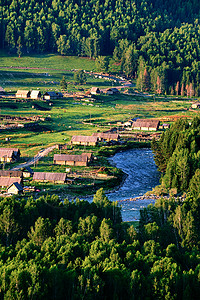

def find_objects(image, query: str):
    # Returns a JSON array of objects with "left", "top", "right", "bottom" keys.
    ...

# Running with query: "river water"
[{"left": 107, "top": 148, "right": 160, "bottom": 222}]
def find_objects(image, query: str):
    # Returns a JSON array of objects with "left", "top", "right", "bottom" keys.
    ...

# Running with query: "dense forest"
[
  {"left": 152, "top": 117, "right": 200, "bottom": 195},
  {"left": 0, "top": 187, "right": 200, "bottom": 299},
  {"left": 1, "top": 0, "right": 200, "bottom": 93}
]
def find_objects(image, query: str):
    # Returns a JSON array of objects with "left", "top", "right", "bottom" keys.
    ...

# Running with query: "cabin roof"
[
  {"left": 54, "top": 154, "right": 89, "bottom": 162},
  {"left": 33, "top": 172, "right": 67, "bottom": 181},
  {"left": 0, "top": 177, "right": 22, "bottom": 187},
  {"left": 71, "top": 135, "right": 98, "bottom": 143},
  {"left": 0, "top": 170, "right": 23, "bottom": 177}
]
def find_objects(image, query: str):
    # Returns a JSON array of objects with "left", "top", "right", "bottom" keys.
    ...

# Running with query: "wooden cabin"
[
  {"left": 54, "top": 153, "right": 92, "bottom": 167},
  {"left": 71, "top": 135, "right": 98, "bottom": 146},
  {"left": 90, "top": 87, "right": 101, "bottom": 95},
  {"left": 132, "top": 119, "right": 160, "bottom": 131},
  {"left": 106, "top": 88, "right": 120, "bottom": 95},
  {"left": 30, "top": 90, "right": 42, "bottom": 99},
  {"left": 0, "top": 177, "right": 22, "bottom": 187},
  {"left": 0, "top": 170, "right": 23, "bottom": 178},
  {"left": 33, "top": 172, "right": 67, "bottom": 184},
  {"left": 43, "top": 92, "right": 58, "bottom": 100},
  {"left": 7, "top": 182, "right": 23, "bottom": 194},
  {"left": 92, "top": 132, "right": 119, "bottom": 142},
  {"left": 0, "top": 148, "right": 20, "bottom": 162},
  {"left": 16, "top": 90, "right": 31, "bottom": 98}
]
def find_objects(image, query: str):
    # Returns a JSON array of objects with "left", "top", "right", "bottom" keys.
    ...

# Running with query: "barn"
[
  {"left": 132, "top": 119, "right": 160, "bottom": 131},
  {"left": 71, "top": 135, "right": 98, "bottom": 146},
  {"left": 33, "top": 172, "right": 67, "bottom": 184},
  {"left": 92, "top": 132, "right": 119, "bottom": 142},
  {"left": 54, "top": 153, "right": 92, "bottom": 166}
]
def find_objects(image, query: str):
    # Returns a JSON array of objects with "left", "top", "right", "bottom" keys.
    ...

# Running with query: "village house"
[
  {"left": 90, "top": 87, "right": 101, "bottom": 95},
  {"left": 132, "top": 119, "right": 160, "bottom": 131},
  {"left": 0, "top": 87, "right": 5, "bottom": 95},
  {"left": 7, "top": 182, "right": 23, "bottom": 195},
  {"left": 54, "top": 153, "right": 92, "bottom": 167},
  {"left": 106, "top": 88, "right": 120, "bottom": 95},
  {"left": 71, "top": 135, "right": 98, "bottom": 146},
  {"left": 43, "top": 91, "right": 63, "bottom": 100},
  {"left": 92, "top": 132, "right": 119, "bottom": 142},
  {"left": 0, "top": 170, "right": 23, "bottom": 178},
  {"left": 0, "top": 148, "right": 20, "bottom": 162},
  {"left": 191, "top": 103, "right": 200, "bottom": 109},
  {"left": 0, "top": 177, "right": 22, "bottom": 188},
  {"left": 16, "top": 90, "right": 31, "bottom": 98},
  {"left": 30, "top": 90, "right": 42, "bottom": 100},
  {"left": 33, "top": 172, "right": 67, "bottom": 184}
]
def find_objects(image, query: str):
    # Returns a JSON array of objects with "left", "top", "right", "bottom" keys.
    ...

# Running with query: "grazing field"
[{"left": 0, "top": 53, "right": 199, "bottom": 195}]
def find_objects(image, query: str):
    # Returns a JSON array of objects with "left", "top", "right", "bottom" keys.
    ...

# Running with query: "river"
[{"left": 107, "top": 148, "right": 160, "bottom": 222}]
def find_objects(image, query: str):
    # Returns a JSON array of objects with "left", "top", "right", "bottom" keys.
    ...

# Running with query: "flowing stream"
[{"left": 107, "top": 148, "right": 160, "bottom": 222}]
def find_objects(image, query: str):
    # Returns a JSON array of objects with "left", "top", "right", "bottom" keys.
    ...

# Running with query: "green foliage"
[
  {"left": 74, "top": 69, "right": 86, "bottom": 84},
  {"left": 60, "top": 75, "right": 67, "bottom": 91},
  {"left": 152, "top": 117, "right": 200, "bottom": 193},
  {"left": 0, "top": 190, "right": 199, "bottom": 298}
]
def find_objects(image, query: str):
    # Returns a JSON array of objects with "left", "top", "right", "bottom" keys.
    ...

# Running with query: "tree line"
[
  {"left": 1, "top": 1, "right": 200, "bottom": 94},
  {"left": 0, "top": 186, "right": 200, "bottom": 298},
  {"left": 152, "top": 117, "right": 200, "bottom": 195}
]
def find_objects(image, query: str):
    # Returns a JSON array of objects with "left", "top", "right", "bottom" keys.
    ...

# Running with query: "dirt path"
[{"left": 11, "top": 145, "right": 57, "bottom": 171}]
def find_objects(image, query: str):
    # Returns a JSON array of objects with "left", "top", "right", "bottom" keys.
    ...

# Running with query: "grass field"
[{"left": 0, "top": 52, "right": 200, "bottom": 196}]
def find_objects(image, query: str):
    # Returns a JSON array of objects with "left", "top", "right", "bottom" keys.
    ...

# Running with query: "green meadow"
[{"left": 0, "top": 52, "right": 199, "bottom": 158}]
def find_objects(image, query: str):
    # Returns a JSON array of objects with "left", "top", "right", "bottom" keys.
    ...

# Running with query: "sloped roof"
[
  {"left": 54, "top": 154, "right": 88, "bottom": 162},
  {"left": 0, "top": 170, "right": 23, "bottom": 178},
  {"left": 7, "top": 182, "right": 23, "bottom": 191},
  {"left": 0, "top": 87, "right": 5, "bottom": 93},
  {"left": 132, "top": 119, "right": 160, "bottom": 128},
  {"left": 90, "top": 87, "right": 100, "bottom": 93},
  {"left": 44, "top": 92, "right": 57, "bottom": 97},
  {"left": 92, "top": 132, "right": 119, "bottom": 140},
  {"left": 16, "top": 90, "right": 30, "bottom": 97},
  {"left": 0, "top": 177, "right": 22, "bottom": 187},
  {"left": 0, "top": 148, "right": 20, "bottom": 158},
  {"left": 33, "top": 172, "right": 67, "bottom": 182},
  {"left": 71, "top": 135, "right": 98, "bottom": 143},
  {"left": 30, "top": 90, "right": 41, "bottom": 98}
]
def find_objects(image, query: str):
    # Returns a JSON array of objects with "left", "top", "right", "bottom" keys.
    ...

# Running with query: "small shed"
[
  {"left": 71, "top": 135, "right": 98, "bottom": 146},
  {"left": 90, "top": 87, "right": 101, "bottom": 95},
  {"left": 16, "top": 90, "right": 31, "bottom": 98},
  {"left": 21, "top": 166, "right": 34, "bottom": 178},
  {"left": 43, "top": 92, "right": 58, "bottom": 100},
  {"left": 30, "top": 90, "right": 42, "bottom": 99},
  {"left": 7, "top": 182, "right": 23, "bottom": 194},
  {"left": 33, "top": 172, "right": 67, "bottom": 184}
]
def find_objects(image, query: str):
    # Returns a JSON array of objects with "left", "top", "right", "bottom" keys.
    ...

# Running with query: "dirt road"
[{"left": 11, "top": 145, "right": 57, "bottom": 171}]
